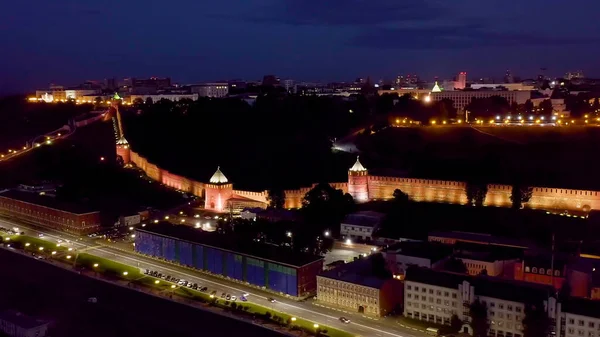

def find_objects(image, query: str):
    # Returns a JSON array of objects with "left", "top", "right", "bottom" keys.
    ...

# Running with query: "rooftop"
[
  {"left": 319, "top": 256, "right": 393, "bottom": 289},
  {"left": 0, "top": 310, "right": 48, "bottom": 330},
  {"left": 209, "top": 166, "right": 229, "bottom": 184},
  {"left": 349, "top": 156, "right": 367, "bottom": 172},
  {"left": 137, "top": 222, "right": 323, "bottom": 268},
  {"left": 429, "top": 231, "right": 532, "bottom": 249},
  {"left": 341, "top": 211, "right": 385, "bottom": 228},
  {"left": 563, "top": 297, "right": 600, "bottom": 319},
  {"left": 382, "top": 241, "right": 452, "bottom": 263},
  {"left": 405, "top": 267, "right": 553, "bottom": 304},
  {"left": 0, "top": 189, "right": 99, "bottom": 215}
]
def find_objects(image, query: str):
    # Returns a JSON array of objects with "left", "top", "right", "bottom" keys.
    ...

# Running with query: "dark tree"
[
  {"left": 450, "top": 314, "right": 463, "bottom": 333},
  {"left": 302, "top": 183, "right": 355, "bottom": 227},
  {"left": 522, "top": 304, "right": 551, "bottom": 337},
  {"left": 267, "top": 188, "right": 286, "bottom": 209},
  {"left": 443, "top": 257, "right": 468, "bottom": 274},
  {"left": 479, "top": 268, "right": 488, "bottom": 276},
  {"left": 524, "top": 99, "right": 534, "bottom": 114},
  {"left": 469, "top": 299, "right": 489, "bottom": 337},
  {"left": 539, "top": 99, "right": 554, "bottom": 115},
  {"left": 132, "top": 97, "right": 144, "bottom": 107},
  {"left": 465, "top": 182, "right": 488, "bottom": 207},
  {"left": 510, "top": 185, "right": 533, "bottom": 209},
  {"left": 145, "top": 97, "right": 153, "bottom": 105},
  {"left": 510, "top": 101, "right": 519, "bottom": 114},
  {"left": 393, "top": 189, "right": 410, "bottom": 204},
  {"left": 94, "top": 97, "right": 103, "bottom": 106},
  {"left": 592, "top": 98, "right": 600, "bottom": 114}
]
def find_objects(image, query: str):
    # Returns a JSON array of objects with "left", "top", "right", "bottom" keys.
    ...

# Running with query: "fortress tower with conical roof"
[
  {"left": 348, "top": 156, "right": 369, "bottom": 202},
  {"left": 204, "top": 167, "right": 234, "bottom": 212}
]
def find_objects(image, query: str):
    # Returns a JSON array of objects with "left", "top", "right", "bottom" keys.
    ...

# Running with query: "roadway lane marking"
[{"left": 6, "top": 220, "right": 415, "bottom": 337}]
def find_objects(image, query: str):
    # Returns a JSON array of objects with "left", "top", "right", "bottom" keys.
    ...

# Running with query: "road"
[{"left": 1, "top": 217, "right": 427, "bottom": 337}]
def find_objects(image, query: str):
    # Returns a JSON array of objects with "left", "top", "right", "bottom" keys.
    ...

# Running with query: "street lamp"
[
  {"left": 122, "top": 271, "right": 128, "bottom": 276},
  {"left": 346, "top": 238, "right": 352, "bottom": 245},
  {"left": 286, "top": 231, "right": 292, "bottom": 238},
  {"left": 93, "top": 263, "right": 99, "bottom": 268},
  {"left": 313, "top": 324, "right": 319, "bottom": 329},
  {"left": 291, "top": 317, "right": 297, "bottom": 322},
  {"left": 155, "top": 280, "right": 160, "bottom": 284},
  {"left": 38, "top": 247, "right": 44, "bottom": 251},
  {"left": 51, "top": 251, "right": 57, "bottom": 255},
  {"left": 324, "top": 231, "right": 330, "bottom": 237},
  {"left": 25, "top": 243, "right": 30, "bottom": 247}
]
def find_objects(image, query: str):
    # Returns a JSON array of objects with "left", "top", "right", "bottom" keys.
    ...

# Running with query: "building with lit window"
[
  {"left": 340, "top": 211, "right": 385, "bottom": 241},
  {"left": 0, "top": 189, "right": 101, "bottom": 235},
  {"left": 0, "top": 310, "right": 49, "bottom": 337},
  {"left": 191, "top": 83, "right": 229, "bottom": 98},
  {"left": 317, "top": 257, "right": 403, "bottom": 317},
  {"left": 404, "top": 267, "right": 556, "bottom": 336},
  {"left": 559, "top": 298, "right": 600, "bottom": 337},
  {"left": 129, "top": 93, "right": 198, "bottom": 103}
]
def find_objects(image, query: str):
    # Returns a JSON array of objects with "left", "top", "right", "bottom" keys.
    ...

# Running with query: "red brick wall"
[
  {"left": 0, "top": 196, "right": 100, "bottom": 235},
  {"left": 298, "top": 259, "right": 324, "bottom": 296}
]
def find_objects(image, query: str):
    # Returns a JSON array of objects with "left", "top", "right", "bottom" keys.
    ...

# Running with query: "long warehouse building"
[{"left": 135, "top": 223, "right": 324, "bottom": 297}]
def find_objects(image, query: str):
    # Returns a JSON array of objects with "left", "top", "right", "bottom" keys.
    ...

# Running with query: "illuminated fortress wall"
[
  {"left": 233, "top": 190, "right": 269, "bottom": 204},
  {"left": 126, "top": 148, "right": 600, "bottom": 213},
  {"left": 367, "top": 176, "right": 468, "bottom": 205}
]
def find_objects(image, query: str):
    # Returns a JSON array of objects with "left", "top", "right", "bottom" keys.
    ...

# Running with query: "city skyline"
[{"left": 2, "top": 0, "right": 600, "bottom": 94}]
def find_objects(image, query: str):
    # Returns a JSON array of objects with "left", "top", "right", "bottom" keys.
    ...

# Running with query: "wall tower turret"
[
  {"left": 204, "top": 166, "right": 233, "bottom": 212},
  {"left": 348, "top": 156, "right": 369, "bottom": 202}
]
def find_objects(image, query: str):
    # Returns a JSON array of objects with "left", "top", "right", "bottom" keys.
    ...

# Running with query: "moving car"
[
  {"left": 267, "top": 297, "right": 276, "bottom": 303},
  {"left": 339, "top": 317, "right": 350, "bottom": 324}
]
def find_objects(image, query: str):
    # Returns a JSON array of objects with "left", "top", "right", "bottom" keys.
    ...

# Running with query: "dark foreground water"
[{"left": 0, "top": 249, "right": 285, "bottom": 337}]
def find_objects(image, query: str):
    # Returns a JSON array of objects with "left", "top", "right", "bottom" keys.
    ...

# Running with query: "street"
[{"left": 1, "top": 217, "right": 427, "bottom": 337}]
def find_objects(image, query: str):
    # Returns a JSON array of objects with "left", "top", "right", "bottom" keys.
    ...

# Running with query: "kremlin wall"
[{"left": 118, "top": 144, "right": 600, "bottom": 214}]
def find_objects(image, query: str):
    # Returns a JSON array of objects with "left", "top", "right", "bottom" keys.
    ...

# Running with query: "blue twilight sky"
[{"left": 1, "top": 0, "right": 600, "bottom": 93}]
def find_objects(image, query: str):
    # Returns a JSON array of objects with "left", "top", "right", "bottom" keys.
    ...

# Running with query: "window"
[
  {"left": 422, "top": 296, "right": 426, "bottom": 301},
  {"left": 407, "top": 294, "right": 412, "bottom": 299},
  {"left": 499, "top": 304, "right": 504, "bottom": 310},
  {"left": 507, "top": 305, "right": 513, "bottom": 311},
  {"left": 555, "top": 270, "right": 560, "bottom": 277},
  {"left": 422, "top": 288, "right": 427, "bottom": 293},
  {"left": 429, "top": 289, "right": 434, "bottom": 294},
  {"left": 589, "top": 332, "right": 595, "bottom": 337},
  {"left": 532, "top": 267, "right": 538, "bottom": 273},
  {"left": 452, "top": 293, "right": 457, "bottom": 299},
  {"left": 569, "top": 319, "right": 575, "bottom": 325},
  {"left": 407, "top": 285, "right": 412, "bottom": 290},
  {"left": 444, "top": 292, "right": 449, "bottom": 297},
  {"left": 568, "top": 328, "right": 574, "bottom": 334},
  {"left": 436, "top": 290, "right": 442, "bottom": 296},
  {"left": 589, "top": 322, "right": 595, "bottom": 328},
  {"left": 415, "top": 286, "right": 419, "bottom": 291},
  {"left": 436, "top": 299, "right": 441, "bottom": 304},
  {"left": 539, "top": 268, "right": 545, "bottom": 275},
  {"left": 547, "top": 269, "right": 552, "bottom": 276},
  {"left": 515, "top": 307, "right": 522, "bottom": 313},
  {"left": 579, "top": 320, "right": 585, "bottom": 326},
  {"left": 490, "top": 302, "right": 496, "bottom": 307}
]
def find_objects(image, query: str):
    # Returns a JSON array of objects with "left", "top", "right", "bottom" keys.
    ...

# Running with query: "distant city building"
[
  {"left": 190, "top": 83, "right": 229, "bottom": 98},
  {"left": 0, "top": 189, "right": 100, "bottom": 235},
  {"left": 455, "top": 251, "right": 519, "bottom": 277},
  {"left": 262, "top": 75, "right": 279, "bottom": 86},
  {"left": 504, "top": 70, "right": 514, "bottom": 83},
  {"left": 131, "top": 77, "right": 171, "bottom": 93},
  {"left": 565, "top": 71, "right": 585, "bottom": 80},
  {"left": 470, "top": 83, "right": 534, "bottom": 91},
  {"left": 0, "top": 310, "right": 49, "bottom": 337},
  {"left": 282, "top": 79, "right": 296, "bottom": 94},
  {"left": 340, "top": 211, "right": 385, "bottom": 242},
  {"left": 456, "top": 72, "right": 467, "bottom": 90},
  {"left": 129, "top": 93, "right": 198, "bottom": 103},
  {"left": 317, "top": 256, "right": 403, "bottom": 317},
  {"left": 35, "top": 88, "right": 101, "bottom": 101}
]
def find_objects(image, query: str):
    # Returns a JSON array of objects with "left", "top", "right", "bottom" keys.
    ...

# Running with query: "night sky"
[{"left": 2, "top": 0, "right": 599, "bottom": 93}]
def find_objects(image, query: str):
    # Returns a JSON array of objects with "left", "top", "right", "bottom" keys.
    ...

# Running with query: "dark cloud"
[
  {"left": 213, "top": 0, "right": 445, "bottom": 26},
  {"left": 349, "top": 25, "right": 600, "bottom": 49}
]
